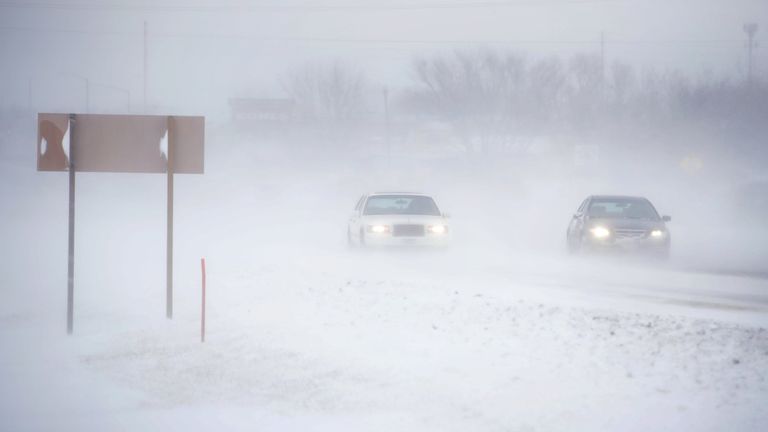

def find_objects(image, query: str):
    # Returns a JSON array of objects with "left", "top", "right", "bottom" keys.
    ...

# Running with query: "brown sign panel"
[
  {"left": 37, "top": 113, "right": 204, "bottom": 174},
  {"left": 168, "top": 116, "right": 205, "bottom": 174}
]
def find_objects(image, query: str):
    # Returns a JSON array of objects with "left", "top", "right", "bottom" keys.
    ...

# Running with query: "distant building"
[{"left": 228, "top": 98, "right": 295, "bottom": 126}]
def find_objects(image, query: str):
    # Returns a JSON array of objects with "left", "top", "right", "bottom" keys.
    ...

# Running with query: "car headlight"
[
  {"left": 650, "top": 229, "right": 666, "bottom": 238},
  {"left": 367, "top": 224, "right": 390, "bottom": 234},
  {"left": 589, "top": 226, "right": 611, "bottom": 239},
  {"left": 427, "top": 224, "right": 448, "bottom": 234}
]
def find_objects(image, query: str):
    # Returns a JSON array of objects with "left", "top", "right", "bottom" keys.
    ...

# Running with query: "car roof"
[
  {"left": 368, "top": 191, "right": 431, "bottom": 197},
  {"left": 589, "top": 195, "right": 649, "bottom": 201}
]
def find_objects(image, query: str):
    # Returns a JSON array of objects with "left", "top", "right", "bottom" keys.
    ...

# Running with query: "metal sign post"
[
  {"left": 66, "top": 114, "right": 76, "bottom": 334},
  {"left": 166, "top": 118, "right": 174, "bottom": 319},
  {"left": 37, "top": 113, "right": 204, "bottom": 334},
  {"left": 201, "top": 257, "right": 206, "bottom": 343}
]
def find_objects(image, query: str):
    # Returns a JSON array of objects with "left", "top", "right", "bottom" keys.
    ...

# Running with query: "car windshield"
[
  {"left": 588, "top": 198, "right": 660, "bottom": 220},
  {"left": 364, "top": 195, "right": 441, "bottom": 216}
]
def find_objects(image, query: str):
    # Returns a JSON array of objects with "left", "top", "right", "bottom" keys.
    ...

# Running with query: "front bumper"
[
  {"left": 584, "top": 236, "right": 670, "bottom": 256},
  {"left": 363, "top": 233, "right": 451, "bottom": 247}
]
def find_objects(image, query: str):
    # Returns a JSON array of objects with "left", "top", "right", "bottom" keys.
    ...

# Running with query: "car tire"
[
  {"left": 347, "top": 227, "right": 356, "bottom": 248},
  {"left": 566, "top": 231, "right": 581, "bottom": 255}
]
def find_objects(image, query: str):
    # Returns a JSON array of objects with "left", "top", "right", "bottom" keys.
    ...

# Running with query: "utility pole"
[
  {"left": 600, "top": 31, "right": 606, "bottom": 85},
  {"left": 597, "top": 31, "right": 607, "bottom": 112},
  {"left": 85, "top": 78, "right": 90, "bottom": 112},
  {"left": 29, "top": 78, "right": 33, "bottom": 138},
  {"left": 383, "top": 87, "right": 391, "bottom": 166},
  {"left": 599, "top": 31, "right": 606, "bottom": 100},
  {"left": 743, "top": 23, "right": 759, "bottom": 86},
  {"left": 144, "top": 21, "right": 148, "bottom": 112}
]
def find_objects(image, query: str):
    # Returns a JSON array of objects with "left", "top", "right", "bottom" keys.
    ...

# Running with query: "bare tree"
[
  {"left": 609, "top": 61, "right": 635, "bottom": 107},
  {"left": 403, "top": 47, "right": 768, "bottom": 164},
  {"left": 410, "top": 49, "right": 527, "bottom": 153},
  {"left": 526, "top": 57, "right": 568, "bottom": 130},
  {"left": 284, "top": 60, "right": 366, "bottom": 125},
  {"left": 567, "top": 54, "right": 603, "bottom": 133}
]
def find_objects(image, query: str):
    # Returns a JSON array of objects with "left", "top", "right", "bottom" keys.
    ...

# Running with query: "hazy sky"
[{"left": 0, "top": 0, "right": 765, "bottom": 117}]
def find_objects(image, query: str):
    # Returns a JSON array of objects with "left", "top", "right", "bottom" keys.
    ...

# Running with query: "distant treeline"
[
  {"left": 282, "top": 50, "right": 767, "bottom": 159},
  {"left": 3, "top": 49, "right": 766, "bottom": 161}
]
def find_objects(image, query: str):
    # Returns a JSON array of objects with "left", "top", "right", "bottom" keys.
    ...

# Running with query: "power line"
[
  {"left": 0, "top": 26, "right": 742, "bottom": 46},
  {"left": 0, "top": 0, "right": 624, "bottom": 12},
  {"left": 0, "top": 25, "right": 132, "bottom": 37}
]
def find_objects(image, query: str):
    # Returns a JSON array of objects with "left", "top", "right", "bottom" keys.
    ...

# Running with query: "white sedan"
[{"left": 347, "top": 192, "right": 451, "bottom": 247}]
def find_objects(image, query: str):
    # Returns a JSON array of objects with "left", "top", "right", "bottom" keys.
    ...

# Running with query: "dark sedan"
[{"left": 567, "top": 195, "right": 671, "bottom": 258}]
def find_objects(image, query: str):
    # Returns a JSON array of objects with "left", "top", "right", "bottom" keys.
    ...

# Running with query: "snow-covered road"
[{"left": 2, "top": 244, "right": 767, "bottom": 432}]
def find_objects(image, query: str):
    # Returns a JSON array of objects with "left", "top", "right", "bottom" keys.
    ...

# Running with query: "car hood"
[
  {"left": 588, "top": 218, "right": 666, "bottom": 231},
  {"left": 361, "top": 214, "right": 447, "bottom": 225}
]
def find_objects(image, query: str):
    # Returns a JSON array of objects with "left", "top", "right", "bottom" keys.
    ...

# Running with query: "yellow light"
[
  {"left": 650, "top": 229, "right": 664, "bottom": 238},
  {"left": 428, "top": 225, "right": 447, "bottom": 234},
  {"left": 369, "top": 224, "right": 390, "bottom": 234},
  {"left": 590, "top": 226, "right": 610, "bottom": 238}
]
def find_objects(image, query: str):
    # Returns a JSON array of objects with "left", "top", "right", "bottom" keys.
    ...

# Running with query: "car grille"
[
  {"left": 393, "top": 224, "right": 425, "bottom": 237},
  {"left": 614, "top": 229, "right": 647, "bottom": 239}
]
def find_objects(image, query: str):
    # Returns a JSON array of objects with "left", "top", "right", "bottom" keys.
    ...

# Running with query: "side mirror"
[
  {"left": 662, "top": 215, "right": 671, "bottom": 222},
  {"left": 572, "top": 212, "right": 582, "bottom": 219},
  {"left": 442, "top": 212, "right": 451, "bottom": 219}
]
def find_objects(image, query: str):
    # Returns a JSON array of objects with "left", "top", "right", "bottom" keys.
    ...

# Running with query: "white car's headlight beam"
[
  {"left": 589, "top": 226, "right": 611, "bottom": 239},
  {"left": 367, "top": 224, "right": 390, "bottom": 234},
  {"left": 650, "top": 229, "right": 665, "bottom": 238},
  {"left": 427, "top": 224, "right": 448, "bottom": 234}
]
